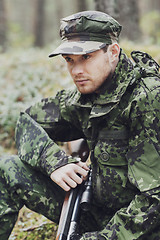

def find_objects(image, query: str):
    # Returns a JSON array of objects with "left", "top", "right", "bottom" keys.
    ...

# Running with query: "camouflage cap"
[{"left": 49, "top": 11, "right": 122, "bottom": 57}]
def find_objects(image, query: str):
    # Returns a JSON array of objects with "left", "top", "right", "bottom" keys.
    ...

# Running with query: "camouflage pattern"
[
  {"left": 0, "top": 154, "right": 65, "bottom": 239},
  {"left": 1, "top": 50, "right": 160, "bottom": 239},
  {"left": 49, "top": 11, "right": 122, "bottom": 57}
]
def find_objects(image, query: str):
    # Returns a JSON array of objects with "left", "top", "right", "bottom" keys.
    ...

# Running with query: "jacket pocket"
[
  {"left": 92, "top": 136, "right": 129, "bottom": 205},
  {"left": 126, "top": 140, "right": 160, "bottom": 192},
  {"left": 94, "top": 139, "right": 128, "bottom": 166}
]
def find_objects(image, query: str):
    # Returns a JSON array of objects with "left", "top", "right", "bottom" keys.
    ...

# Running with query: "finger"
[
  {"left": 70, "top": 172, "right": 83, "bottom": 185},
  {"left": 50, "top": 171, "right": 71, "bottom": 191},
  {"left": 76, "top": 161, "right": 90, "bottom": 171},
  {"left": 62, "top": 183, "right": 71, "bottom": 192},
  {"left": 63, "top": 175, "right": 78, "bottom": 189},
  {"left": 56, "top": 179, "right": 71, "bottom": 192},
  {"left": 74, "top": 165, "right": 89, "bottom": 178}
]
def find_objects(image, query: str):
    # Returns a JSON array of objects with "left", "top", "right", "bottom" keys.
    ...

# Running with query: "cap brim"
[{"left": 49, "top": 41, "right": 106, "bottom": 57}]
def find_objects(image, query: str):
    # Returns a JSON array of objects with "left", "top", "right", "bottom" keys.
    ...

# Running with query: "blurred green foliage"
[
  {"left": 0, "top": 43, "right": 160, "bottom": 155},
  {"left": 120, "top": 40, "right": 160, "bottom": 64},
  {"left": 9, "top": 206, "right": 58, "bottom": 240},
  {"left": 10, "top": 223, "right": 57, "bottom": 240},
  {"left": 8, "top": 23, "right": 34, "bottom": 49},
  {"left": 140, "top": 11, "right": 160, "bottom": 44},
  {"left": 0, "top": 46, "right": 72, "bottom": 154}
]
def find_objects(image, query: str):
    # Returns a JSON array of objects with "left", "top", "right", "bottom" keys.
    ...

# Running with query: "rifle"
[{"left": 56, "top": 139, "right": 92, "bottom": 240}]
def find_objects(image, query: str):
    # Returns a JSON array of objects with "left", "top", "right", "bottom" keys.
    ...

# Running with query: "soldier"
[{"left": 1, "top": 10, "right": 160, "bottom": 240}]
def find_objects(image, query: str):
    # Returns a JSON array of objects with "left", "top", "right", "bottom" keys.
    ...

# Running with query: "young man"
[{"left": 1, "top": 11, "right": 160, "bottom": 240}]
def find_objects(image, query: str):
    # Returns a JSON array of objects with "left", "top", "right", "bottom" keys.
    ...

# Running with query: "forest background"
[{"left": 0, "top": 0, "right": 160, "bottom": 239}]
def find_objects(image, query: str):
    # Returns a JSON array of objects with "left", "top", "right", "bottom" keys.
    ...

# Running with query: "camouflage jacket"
[{"left": 15, "top": 50, "right": 160, "bottom": 239}]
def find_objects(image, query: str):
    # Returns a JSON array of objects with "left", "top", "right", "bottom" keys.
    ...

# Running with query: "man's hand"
[{"left": 50, "top": 161, "right": 89, "bottom": 191}]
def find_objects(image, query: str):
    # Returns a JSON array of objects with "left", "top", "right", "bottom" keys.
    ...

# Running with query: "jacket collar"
[
  {"left": 72, "top": 50, "right": 135, "bottom": 108},
  {"left": 94, "top": 50, "right": 135, "bottom": 105},
  {"left": 70, "top": 50, "right": 159, "bottom": 113}
]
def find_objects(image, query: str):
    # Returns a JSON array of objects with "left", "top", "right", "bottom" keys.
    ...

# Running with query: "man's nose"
[{"left": 71, "top": 63, "right": 84, "bottom": 76}]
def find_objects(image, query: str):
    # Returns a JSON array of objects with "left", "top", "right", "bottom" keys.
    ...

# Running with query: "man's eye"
[
  {"left": 83, "top": 54, "right": 90, "bottom": 60},
  {"left": 65, "top": 57, "right": 73, "bottom": 63}
]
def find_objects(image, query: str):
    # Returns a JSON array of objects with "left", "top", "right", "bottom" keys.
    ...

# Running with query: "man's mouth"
[{"left": 76, "top": 79, "right": 88, "bottom": 85}]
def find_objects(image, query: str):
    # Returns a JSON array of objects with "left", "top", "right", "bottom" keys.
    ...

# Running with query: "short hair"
[
  {"left": 102, "top": 45, "right": 109, "bottom": 52},
  {"left": 102, "top": 40, "right": 119, "bottom": 53}
]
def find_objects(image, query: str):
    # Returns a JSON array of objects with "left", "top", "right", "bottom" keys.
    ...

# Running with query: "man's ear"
[{"left": 108, "top": 43, "right": 120, "bottom": 62}]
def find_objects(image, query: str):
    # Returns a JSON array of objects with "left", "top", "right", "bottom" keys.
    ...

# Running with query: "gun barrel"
[
  {"left": 80, "top": 169, "right": 92, "bottom": 211},
  {"left": 56, "top": 139, "right": 91, "bottom": 240},
  {"left": 67, "top": 184, "right": 84, "bottom": 240},
  {"left": 56, "top": 188, "right": 78, "bottom": 240}
]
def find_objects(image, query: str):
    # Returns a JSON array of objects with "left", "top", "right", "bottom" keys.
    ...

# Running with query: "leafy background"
[{"left": 0, "top": 47, "right": 72, "bottom": 154}]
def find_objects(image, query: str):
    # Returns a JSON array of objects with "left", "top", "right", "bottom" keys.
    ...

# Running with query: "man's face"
[{"left": 62, "top": 49, "right": 113, "bottom": 94}]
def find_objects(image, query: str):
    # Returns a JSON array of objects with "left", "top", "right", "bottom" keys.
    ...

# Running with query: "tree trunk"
[
  {"left": 77, "top": 0, "right": 87, "bottom": 12},
  {"left": 95, "top": 0, "right": 119, "bottom": 19},
  {"left": 118, "top": 0, "right": 140, "bottom": 41},
  {"left": 94, "top": 0, "right": 141, "bottom": 41},
  {"left": 34, "top": 0, "right": 45, "bottom": 47},
  {"left": 139, "top": 0, "right": 160, "bottom": 13},
  {"left": 0, "top": 0, "right": 7, "bottom": 52}
]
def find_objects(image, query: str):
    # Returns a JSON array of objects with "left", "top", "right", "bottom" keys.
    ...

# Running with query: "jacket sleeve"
[
  {"left": 15, "top": 90, "right": 84, "bottom": 176},
  {"left": 82, "top": 86, "right": 160, "bottom": 239}
]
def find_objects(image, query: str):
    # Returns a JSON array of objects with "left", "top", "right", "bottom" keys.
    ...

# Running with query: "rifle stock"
[{"left": 56, "top": 139, "right": 91, "bottom": 240}]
